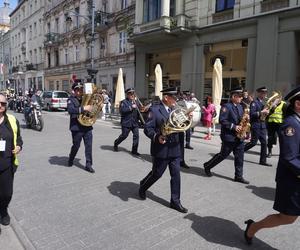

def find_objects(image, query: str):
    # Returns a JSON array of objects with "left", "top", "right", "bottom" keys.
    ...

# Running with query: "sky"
[{"left": 1, "top": 0, "right": 18, "bottom": 10}]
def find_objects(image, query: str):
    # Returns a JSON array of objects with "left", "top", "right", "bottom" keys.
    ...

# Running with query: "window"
[
  {"left": 29, "top": 50, "right": 32, "bottom": 62},
  {"left": 34, "top": 49, "right": 37, "bottom": 64},
  {"left": 64, "top": 14, "right": 70, "bottom": 32},
  {"left": 143, "top": 0, "right": 161, "bottom": 22},
  {"left": 170, "top": 0, "right": 176, "bottom": 17},
  {"left": 119, "top": 32, "right": 127, "bottom": 54},
  {"left": 47, "top": 22, "right": 50, "bottom": 33},
  {"left": 55, "top": 50, "right": 59, "bottom": 66},
  {"left": 38, "top": 77, "right": 43, "bottom": 90},
  {"left": 55, "top": 18, "right": 59, "bottom": 33},
  {"left": 29, "top": 25, "right": 32, "bottom": 40},
  {"left": 74, "top": 45, "right": 80, "bottom": 62},
  {"left": 34, "top": 22, "right": 37, "bottom": 36},
  {"left": 54, "top": 92, "right": 69, "bottom": 98},
  {"left": 121, "top": 0, "right": 127, "bottom": 9},
  {"left": 64, "top": 48, "right": 68, "bottom": 64},
  {"left": 39, "top": 47, "right": 43, "bottom": 62},
  {"left": 47, "top": 52, "right": 51, "bottom": 67},
  {"left": 39, "top": 19, "right": 42, "bottom": 35},
  {"left": 216, "top": 0, "right": 235, "bottom": 12},
  {"left": 75, "top": 7, "right": 80, "bottom": 28}
]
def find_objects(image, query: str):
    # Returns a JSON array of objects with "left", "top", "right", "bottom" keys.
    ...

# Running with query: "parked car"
[{"left": 42, "top": 91, "right": 69, "bottom": 111}]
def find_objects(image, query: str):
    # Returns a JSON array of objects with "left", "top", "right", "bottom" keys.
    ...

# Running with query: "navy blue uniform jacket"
[
  {"left": 144, "top": 102, "right": 181, "bottom": 159},
  {"left": 219, "top": 102, "right": 244, "bottom": 142},
  {"left": 67, "top": 95, "right": 93, "bottom": 132},
  {"left": 250, "top": 98, "right": 266, "bottom": 129},
  {"left": 119, "top": 98, "right": 139, "bottom": 128},
  {"left": 276, "top": 113, "right": 300, "bottom": 183}
]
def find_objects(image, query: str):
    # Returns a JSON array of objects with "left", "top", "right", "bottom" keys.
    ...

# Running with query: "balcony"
[
  {"left": 26, "top": 63, "right": 37, "bottom": 71},
  {"left": 261, "top": 0, "right": 289, "bottom": 13},
  {"left": 12, "top": 66, "right": 19, "bottom": 73},
  {"left": 44, "top": 32, "right": 62, "bottom": 47},
  {"left": 212, "top": 9, "right": 234, "bottom": 23}
]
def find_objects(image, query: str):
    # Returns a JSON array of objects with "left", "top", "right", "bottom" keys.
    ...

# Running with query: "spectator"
[{"left": 201, "top": 96, "right": 215, "bottom": 140}]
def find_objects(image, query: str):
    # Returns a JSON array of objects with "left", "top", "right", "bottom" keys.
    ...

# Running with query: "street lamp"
[{"left": 66, "top": 0, "right": 98, "bottom": 83}]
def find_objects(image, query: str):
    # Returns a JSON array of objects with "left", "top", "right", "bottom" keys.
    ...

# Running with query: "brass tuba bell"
[
  {"left": 260, "top": 91, "right": 282, "bottom": 121},
  {"left": 78, "top": 83, "right": 104, "bottom": 126}
]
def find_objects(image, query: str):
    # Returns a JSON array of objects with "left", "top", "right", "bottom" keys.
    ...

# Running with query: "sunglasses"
[{"left": 0, "top": 102, "right": 7, "bottom": 106}]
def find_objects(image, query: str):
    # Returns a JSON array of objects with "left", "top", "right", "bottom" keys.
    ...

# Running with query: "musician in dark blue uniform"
[
  {"left": 203, "top": 87, "right": 249, "bottom": 184},
  {"left": 244, "top": 86, "right": 300, "bottom": 246},
  {"left": 67, "top": 82, "right": 94, "bottom": 173},
  {"left": 139, "top": 87, "right": 188, "bottom": 213},
  {"left": 244, "top": 87, "right": 272, "bottom": 166},
  {"left": 114, "top": 88, "right": 140, "bottom": 155}
]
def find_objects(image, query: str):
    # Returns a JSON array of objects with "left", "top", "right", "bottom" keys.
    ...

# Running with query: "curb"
[{"left": 9, "top": 209, "right": 36, "bottom": 250}]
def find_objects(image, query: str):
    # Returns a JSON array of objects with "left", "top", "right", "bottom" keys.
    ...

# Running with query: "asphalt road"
[{"left": 1, "top": 110, "right": 299, "bottom": 250}]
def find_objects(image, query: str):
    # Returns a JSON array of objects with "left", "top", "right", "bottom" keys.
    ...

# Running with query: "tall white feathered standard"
[
  {"left": 154, "top": 64, "right": 163, "bottom": 99},
  {"left": 114, "top": 68, "right": 125, "bottom": 108},
  {"left": 212, "top": 58, "right": 223, "bottom": 125}
]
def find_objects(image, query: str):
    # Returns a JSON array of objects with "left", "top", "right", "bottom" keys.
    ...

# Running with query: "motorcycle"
[{"left": 24, "top": 101, "right": 44, "bottom": 131}]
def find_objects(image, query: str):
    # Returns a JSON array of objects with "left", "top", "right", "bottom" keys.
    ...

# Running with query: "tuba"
[
  {"left": 161, "top": 104, "right": 196, "bottom": 136},
  {"left": 78, "top": 83, "right": 104, "bottom": 126},
  {"left": 260, "top": 91, "right": 282, "bottom": 121},
  {"left": 237, "top": 104, "right": 251, "bottom": 140}
]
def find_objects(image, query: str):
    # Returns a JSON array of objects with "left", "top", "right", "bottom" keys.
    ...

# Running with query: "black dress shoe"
[
  {"left": 85, "top": 166, "right": 95, "bottom": 173},
  {"left": 1, "top": 214, "right": 10, "bottom": 226},
  {"left": 138, "top": 188, "right": 146, "bottom": 200},
  {"left": 259, "top": 162, "right": 272, "bottom": 167},
  {"left": 185, "top": 145, "right": 194, "bottom": 150},
  {"left": 204, "top": 165, "right": 212, "bottom": 177},
  {"left": 234, "top": 177, "right": 250, "bottom": 184},
  {"left": 113, "top": 144, "right": 118, "bottom": 152},
  {"left": 244, "top": 219, "right": 254, "bottom": 245},
  {"left": 131, "top": 151, "right": 140, "bottom": 156},
  {"left": 180, "top": 161, "right": 190, "bottom": 169},
  {"left": 170, "top": 202, "right": 188, "bottom": 213}
]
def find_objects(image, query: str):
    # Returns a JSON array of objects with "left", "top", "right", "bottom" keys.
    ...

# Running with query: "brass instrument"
[
  {"left": 260, "top": 91, "right": 282, "bottom": 121},
  {"left": 237, "top": 104, "right": 251, "bottom": 140},
  {"left": 78, "top": 83, "right": 104, "bottom": 126},
  {"left": 161, "top": 105, "right": 196, "bottom": 136},
  {"left": 133, "top": 94, "right": 146, "bottom": 125}
]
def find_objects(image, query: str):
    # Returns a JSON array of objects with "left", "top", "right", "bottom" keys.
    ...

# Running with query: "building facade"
[
  {"left": 43, "top": 0, "right": 135, "bottom": 94},
  {"left": 132, "top": 0, "right": 300, "bottom": 101},
  {"left": 9, "top": 0, "right": 45, "bottom": 92}
]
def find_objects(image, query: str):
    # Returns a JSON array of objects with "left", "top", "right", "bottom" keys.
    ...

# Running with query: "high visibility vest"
[
  {"left": 267, "top": 101, "right": 285, "bottom": 124},
  {"left": 7, "top": 114, "right": 19, "bottom": 166}
]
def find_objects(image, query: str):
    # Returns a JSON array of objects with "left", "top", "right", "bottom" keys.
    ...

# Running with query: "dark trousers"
[
  {"left": 244, "top": 128, "right": 267, "bottom": 163},
  {"left": 140, "top": 157, "right": 181, "bottom": 204},
  {"left": 69, "top": 130, "right": 93, "bottom": 167},
  {"left": 267, "top": 122, "right": 281, "bottom": 149},
  {"left": 179, "top": 132, "right": 185, "bottom": 162},
  {"left": 0, "top": 167, "right": 14, "bottom": 217},
  {"left": 185, "top": 128, "right": 191, "bottom": 145},
  {"left": 204, "top": 140, "right": 244, "bottom": 178},
  {"left": 114, "top": 126, "right": 139, "bottom": 152}
]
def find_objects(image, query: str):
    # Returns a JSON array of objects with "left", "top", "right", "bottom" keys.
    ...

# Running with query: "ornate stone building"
[
  {"left": 132, "top": 0, "right": 300, "bottom": 100},
  {"left": 9, "top": 0, "right": 45, "bottom": 92},
  {"left": 43, "top": 0, "right": 135, "bottom": 93}
]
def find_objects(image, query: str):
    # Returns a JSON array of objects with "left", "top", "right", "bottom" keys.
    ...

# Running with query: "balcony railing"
[
  {"left": 44, "top": 32, "right": 62, "bottom": 46},
  {"left": 26, "top": 63, "right": 37, "bottom": 71},
  {"left": 261, "top": 0, "right": 289, "bottom": 12},
  {"left": 12, "top": 66, "right": 19, "bottom": 73},
  {"left": 212, "top": 9, "right": 234, "bottom": 23}
]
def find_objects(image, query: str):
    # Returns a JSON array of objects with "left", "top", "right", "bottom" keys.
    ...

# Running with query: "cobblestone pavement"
[{"left": 2, "top": 111, "right": 299, "bottom": 250}]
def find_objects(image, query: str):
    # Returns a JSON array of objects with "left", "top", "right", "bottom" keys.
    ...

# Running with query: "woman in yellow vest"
[
  {"left": 266, "top": 98, "right": 287, "bottom": 157},
  {"left": 0, "top": 93, "right": 23, "bottom": 234}
]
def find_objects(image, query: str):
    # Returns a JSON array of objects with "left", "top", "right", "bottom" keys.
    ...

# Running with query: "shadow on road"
[
  {"left": 184, "top": 213, "right": 277, "bottom": 250},
  {"left": 100, "top": 145, "right": 152, "bottom": 162},
  {"left": 181, "top": 166, "right": 235, "bottom": 182},
  {"left": 107, "top": 181, "right": 170, "bottom": 208},
  {"left": 48, "top": 156, "right": 85, "bottom": 170},
  {"left": 246, "top": 185, "right": 275, "bottom": 201}
]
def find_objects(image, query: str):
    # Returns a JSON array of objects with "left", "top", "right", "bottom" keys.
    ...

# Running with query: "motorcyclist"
[{"left": 24, "top": 89, "right": 38, "bottom": 121}]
